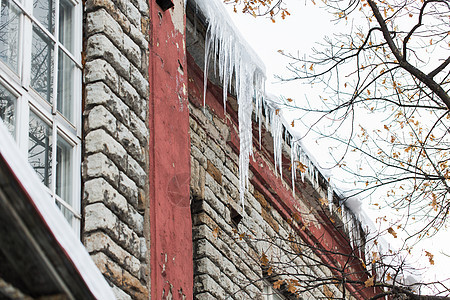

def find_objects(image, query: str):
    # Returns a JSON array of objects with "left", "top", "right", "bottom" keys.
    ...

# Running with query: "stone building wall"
[
  {"left": 188, "top": 81, "right": 346, "bottom": 299},
  {"left": 82, "top": 0, "right": 150, "bottom": 298}
]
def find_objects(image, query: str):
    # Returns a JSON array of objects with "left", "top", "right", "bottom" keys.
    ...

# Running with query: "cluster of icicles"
[{"left": 193, "top": 0, "right": 333, "bottom": 209}]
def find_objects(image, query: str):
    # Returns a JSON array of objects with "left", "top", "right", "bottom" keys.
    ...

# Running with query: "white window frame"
[
  {"left": 263, "top": 281, "right": 286, "bottom": 300},
  {"left": 0, "top": 0, "right": 82, "bottom": 235}
]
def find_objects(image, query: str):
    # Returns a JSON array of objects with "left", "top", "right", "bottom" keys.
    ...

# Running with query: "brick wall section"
[
  {"left": 82, "top": 0, "right": 150, "bottom": 299},
  {"left": 189, "top": 99, "right": 350, "bottom": 299}
]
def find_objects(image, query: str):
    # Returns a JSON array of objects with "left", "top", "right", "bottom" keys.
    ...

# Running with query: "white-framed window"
[
  {"left": 0, "top": 0, "right": 82, "bottom": 235},
  {"left": 263, "top": 282, "right": 286, "bottom": 300}
]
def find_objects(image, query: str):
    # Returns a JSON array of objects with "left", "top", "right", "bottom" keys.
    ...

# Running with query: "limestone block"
[
  {"left": 86, "top": 34, "right": 131, "bottom": 80},
  {"left": 190, "top": 129, "right": 204, "bottom": 152},
  {"left": 119, "top": 171, "right": 139, "bottom": 207},
  {"left": 85, "top": 129, "right": 128, "bottom": 171},
  {"left": 212, "top": 115, "right": 230, "bottom": 142},
  {"left": 191, "top": 157, "right": 206, "bottom": 200},
  {"left": 126, "top": 1, "right": 141, "bottom": 27},
  {"left": 189, "top": 116, "right": 198, "bottom": 132},
  {"left": 91, "top": 252, "right": 148, "bottom": 299},
  {"left": 222, "top": 177, "right": 238, "bottom": 201},
  {"left": 85, "top": 105, "right": 117, "bottom": 133},
  {"left": 129, "top": 110, "right": 148, "bottom": 145},
  {"left": 116, "top": 122, "right": 145, "bottom": 164},
  {"left": 84, "top": 178, "right": 144, "bottom": 236},
  {"left": 85, "top": 0, "right": 131, "bottom": 35},
  {"left": 85, "top": 59, "right": 119, "bottom": 92},
  {"left": 84, "top": 203, "right": 141, "bottom": 257},
  {"left": 194, "top": 275, "right": 226, "bottom": 300},
  {"left": 193, "top": 292, "right": 216, "bottom": 300},
  {"left": 194, "top": 257, "right": 243, "bottom": 297},
  {"left": 209, "top": 143, "right": 226, "bottom": 163},
  {"left": 191, "top": 145, "right": 207, "bottom": 168},
  {"left": 204, "top": 146, "right": 223, "bottom": 171},
  {"left": 140, "top": 49, "right": 149, "bottom": 77},
  {"left": 206, "top": 160, "right": 222, "bottom": 185},
  {"left": 190, "top": 105, "right": 210, "bottom": 127},
  {"left": 194, "top": 236, "right": 260, "bottom": 283},
  {"left": 123, "top": 34, "right": 141, "bottom": 68},
  {"left": 129, "top": 23, "right": 148, "bottom": 50},
  {"left": 118, "top": 77, "right": 140, "bottom": 113},
  {"left": 91, "top": 252, "right": 124, "bottom": 289},
  {"left": 126, "top": 155, "right": 147, "bottom": 189},
  {"left": 130, "top": 64, "right": 149, "bottom": 98},
  {"left": 84, "top": 231, "right": 141, "bottom": 277},
  {"left": 84, "top": 152, "right": 120, "bottom": 185},
  {"left": 130, "top": 0, "right": 148, "bottom": 16},
  {"left": 223, "top": 165, "right": 239, "bottom": 189},
  {"left": 137, "top": 187, "right": 147, "bottom": 212},
  {"left": 203, "top": 120, "right": 222, "bottom": 145},
  {"left": 139, "top": 237, "right": 148, "bottom": 261},
  {"left": 197, "top": 194, "right": 226, "bottom": 228},
  {"left": 85, "top": 82, "right": 131, "bottom": 127},
  {"left": 86, "top": 9, "right": 123, "bottom": 46},
  {"left": 225, "top": 155, "right": 239, "bottom": 175}
]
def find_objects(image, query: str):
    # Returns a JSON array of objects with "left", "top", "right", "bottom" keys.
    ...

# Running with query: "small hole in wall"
[
  {"left": 230, "top": 206, "right": 242, "bottom": 227},
  {"left": 156, "top": 0, "right": 174, "bottom": 11}
]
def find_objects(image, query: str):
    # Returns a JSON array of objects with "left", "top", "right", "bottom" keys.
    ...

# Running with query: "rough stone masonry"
[{"left": 82, "top": 0, "right": 151, "bottom": 298}]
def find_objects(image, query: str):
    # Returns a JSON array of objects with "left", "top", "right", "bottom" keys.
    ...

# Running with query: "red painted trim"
[{"left": 149, "top": 2, "right": 193, "bottom": 299}]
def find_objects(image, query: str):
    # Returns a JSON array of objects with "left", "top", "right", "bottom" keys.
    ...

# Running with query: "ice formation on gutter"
[
  {"left": 194, "top": 0, "right": 266, "bottom": 206},
  {"left": 193, "top": 0, "right": 338, "bottom": 212}
]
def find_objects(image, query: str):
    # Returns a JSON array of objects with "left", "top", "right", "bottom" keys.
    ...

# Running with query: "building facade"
[{"left": 0, "top": 0, "right": 379, "bottom": 299}]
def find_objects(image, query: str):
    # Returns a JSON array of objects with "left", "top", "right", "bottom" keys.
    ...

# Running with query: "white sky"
[{"left": 218, "top": 0, "right": 450, "bottom": 290}]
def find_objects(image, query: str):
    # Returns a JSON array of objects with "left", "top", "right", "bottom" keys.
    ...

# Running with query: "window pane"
[
  {"left": 56, "top": 135, "right": 72, "bottom": 203},
  {"left": 31, "top": 25, "right": 54, "bottom": 104},
  {"left": 0, "top": 83, "right": 16, "bottom": 137},
  {"left": 0, "top": 0, "right": 20, "bottom": 72},
  {"left": 59, "top": 0, "right": 73, "bottom": 52},
  {"left": 56, "top": 201, "right": 73, "bottom": 225},
  {"left": 33, "top": 0, "right": 55, "bottom": 33},
  {"left": 57, "top": 49, "right": 74, "bottom": 121},
  {"left": 28, "top": 111, "right": 52, "bottom": 187}
]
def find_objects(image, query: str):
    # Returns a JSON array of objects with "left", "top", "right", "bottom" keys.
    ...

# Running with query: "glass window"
[
  {"left": 56, "top": 135, "right": 73, "bottom": 224},
  {"left": 0, "top": 0, "right": 82, "bottom": 235},
  {"left": 57, "top": 49, "right": 75, "bottom": 121},
  {"left": 56, "top": 135, "right": 72, "bottom": 202},
  {"left": 0, "top": 82, "right": 17, "bottom": 137},
  {"left": 33, "top": 0, "right": 55, "bottom": 33},
  {"left": 31, "top": 25, "right": 54, "bottom": 104},
  {"left": 58, "top": 0, "right": 73, "bottom": 52},
  {"left": 28, "top": 111, "right": 53, "bottom": 187},
  {"left": 0, "top": 0, "right": 20, "bottom": 72}
]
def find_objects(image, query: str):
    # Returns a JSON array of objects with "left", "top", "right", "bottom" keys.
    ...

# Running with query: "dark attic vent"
[
  {"left": 230, "top": 206, "right": 243, "bottom": 227},
  {"left": 156, "top": 0, "right": 174, "bottom": 11}
]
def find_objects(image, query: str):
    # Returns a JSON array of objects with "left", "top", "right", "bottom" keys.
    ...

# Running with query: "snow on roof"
[{"left": 0, "top": 121, "right": 116, "bottom": 300}]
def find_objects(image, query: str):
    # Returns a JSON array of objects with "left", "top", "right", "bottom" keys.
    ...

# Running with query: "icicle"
[
  {"left": 203, "top": 30, "right": 212, "bottom": 109},
  {"left": 327, "top": 182, "right": 333, "bottom": 213},
  {"left": 291, "top": 140, "right": 298, "bottom": 198},
  {"left": 270, "top": 108, "right": 283, "bottom": 177},
  {"left": 195, "top": 0, "right": 266, "bottom": 208}
]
